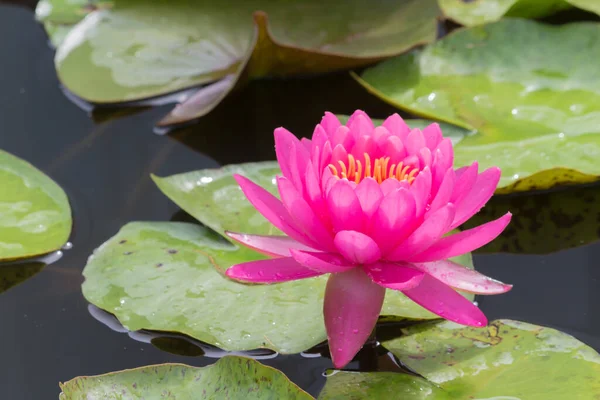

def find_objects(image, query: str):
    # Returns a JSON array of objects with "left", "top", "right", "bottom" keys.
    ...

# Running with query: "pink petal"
[
  {"left": 320, "top": 112, "right": 342, "bottom": 136},
  {"left": 226, "top": 232, "right": 316, "bottom": 257},
  {"left": 274, "top": 128, "right": 305, "bottom": 183},
  {"left": 431, "top": 139, "right": 454, "bottom": 196},
  {"left": 405, "top": 129, "right": 426, "bottom": 156},
  {"left": 331, "top": 144, "right": 349, "bottom": 171},
  {"left": 305, "top": 162, "right": 331, "bottom": 229},
  {"left": 418, "top": 147, "right": 432, "bottom": 169},
  {"left": 423, "top": 123, "right": 442, "bottom": 150},
  {"left": 277, "top": 177, "right": 336, "bottom": 252},
  {"left": 326, "top": 180, "right": 364, "bottom": 233},
  {"left": 382, "top": 135, "right": 406, "bottom": 164},
  {"left": 386, "top": 204, "right": 455, "bottom": 261},
  {"left": 351, "top": 135, "right": 376, "bottom": 159},
  {"left": 364, "top": 262, "right": 424, "bottom": 291},
  {"left": 290, "top": 249, "right": 355, "bottom": 273},
  {"left": 427, "top": 168, "right": 455, "bottom": 215},
  {"left": 451, "top": 162, "right": 478, "bottom": 205},
  {"left": 333, "top": 126, "right": 354, "bottom": 150},
  {"left": 355, "top": 177, "right": 383, "bottom": 220},
  {"left": 402, "top": 274, "right": 487, "bottom": 327},
  {"left": 414, "top": 260, "right": 512, "bottom": 294},
  {"left": 451, "top": 167, "right": 501, "bottom": 229},
  {"left": 301, "top": 138, "right": 312, "bottom": 152},
  {"left": 324, "top": 268, "right": 385, "bottom": 368},
  {"left": 334, "top": 230, "right": 382, "bottom": 265},
  {"left": 370, "top": 189, "right": 416, "bottom": 254},
  {"left": 319, "top": 141, "right": 333, "bottom": 178},
  {"left": 234, "top": 174, "right": 317, "bottom": 248},
  {"left": 409, "top": 213, "right": 512, "bottom": 262},
  {"left": 226, "top": 257, "right": 323, "bottom": 283},
  {"left": 311, "top": 124, "right": 329, "bottom": 156},
  {"left": 382, "top": 113, "right": 410, "bottom": 141},
  {"left": 346, "top": 110, "right": 374, "bottom": 133},
  {"left": 410, "top": 167, "right": 432, "bottom": 218},
  {"left": 380, "top": 179, "right": 409, "bottom": 196}
]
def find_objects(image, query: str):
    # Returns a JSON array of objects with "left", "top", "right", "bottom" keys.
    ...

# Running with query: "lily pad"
[
  {"left": 466, "top": 183, "right": 600, "bottom": 254},
  {"left": 438, "top": 0, "right": 600, "bottom": 26},
  {"left": 152, "top": 162, "right": 474, "bottom": 320},
  {"left": 381, "top": 319, "right": 600, "bottom": 398},
  {"left": 39, "top": 0, "right": 439, "bottom": 125},
  {"left": 59, "top": 356, "right": 313, "bottom": 399},
  {"left": 0, "top": 149, "right": 71, "bottom": 261},
  {"left": 318, "top": 371, "right": 445, "bottom": 400},
  {"left": 357, "top": 19, "right": 600, "bottom": 193}
]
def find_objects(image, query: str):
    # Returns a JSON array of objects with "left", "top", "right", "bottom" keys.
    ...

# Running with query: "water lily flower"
[{"left": 225, "top": 110, "right": 512, "bottom": 368}]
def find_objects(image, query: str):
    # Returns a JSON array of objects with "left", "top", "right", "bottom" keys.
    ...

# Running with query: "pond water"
[{"left": 2, "top": 3, "right": 600, "bottom": 398}]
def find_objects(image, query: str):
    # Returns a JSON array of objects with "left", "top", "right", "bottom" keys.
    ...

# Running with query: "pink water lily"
[{"left": 225, "top": 110, "right": 512, "bottom": 368}]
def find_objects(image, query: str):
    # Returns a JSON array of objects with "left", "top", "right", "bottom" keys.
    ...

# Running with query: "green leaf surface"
[
  {"left": 59, "top": 356, "right": 313, "bottom": 400},
  {"left": 382, "top": 319, "right": 600, "bottom": 399},
  {"left": 357, "top": 19, "right": 600, "bottom": 193},
  {"left": 42, "top": 0, "right": 439, "bottom": 122},
  {"left": 438, "top": 0, "right": 600, "bottom": 26},
  {"left": 0, "top": 150, "right": 71, "bottom": 261},
  {"left": 318, "top": 371, "right": 446, "bottom": 400},
  {"left": 438, "top": 0, "right": 570, "bottom": 26}
]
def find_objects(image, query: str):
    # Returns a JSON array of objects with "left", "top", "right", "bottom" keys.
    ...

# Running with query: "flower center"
[{"left": 328, "top": 153, "right": 419, "bottom": 184}]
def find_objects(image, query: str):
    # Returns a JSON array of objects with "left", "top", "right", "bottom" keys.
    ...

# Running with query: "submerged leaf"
[
  {"left": 466, "top": 183, "right": 600, "bottom": 254},
  {"left": 39, "top": 0, "right": 439, "bottom": 124},
  {"left": 59, "top": 356, "right": 313, "bottom": 399},
  {"left": 357, "top": 19, "right": 600, "bottom": 193},
  {"left": 0, "top": 149, "right": 71, "bottom": 261},
  {"left": 382, "top": 319, "right": 600, "bottom": 399}
]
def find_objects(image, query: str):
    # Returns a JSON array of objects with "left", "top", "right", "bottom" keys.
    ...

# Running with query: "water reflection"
[
  {"left": 0, "top": 250, "right": 64, "bottom": 295},
  {"left": 467, "top": 183, "right": 600, "bottom": 254}
]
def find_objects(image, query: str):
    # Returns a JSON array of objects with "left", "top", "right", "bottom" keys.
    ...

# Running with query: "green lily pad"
[
  {"left": 356, "top": 19, "right": 600, "bottom": 193},
  {"left": 83, "top": 220, "right": 472, "bottom": 353},
  {"left": 381, "top": 319, "right": 600, "bottom": 399},
  {"left": 438, "top": 0, "right": 600, "bottom": 26},
  {"left": 39, "top": 0, "right": 439, "bottom": 124},
  {"left": 318, "top": 371, "right": 446, "bottom": 400},
  {"left": 438, "top": 0, "right": 569, "bottom": 26},
  {"left": 466, "top": 183, "right": 600, "bottom": 254},
  {"left": 59, "top": 356, "right": 313, "bottom": 399},
  {"left": 0, "top": 149, "right": 71, "bottom": 261}
]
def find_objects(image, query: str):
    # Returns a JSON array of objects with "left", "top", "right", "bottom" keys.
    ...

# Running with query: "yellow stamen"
[{"left": 327, "top": 153, "right": 419, "bottom": 185}]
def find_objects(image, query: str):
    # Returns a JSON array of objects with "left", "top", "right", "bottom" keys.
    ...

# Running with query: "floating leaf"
[
  {"left": 83, "top": 220, "right": 472, "bottom": 354},
  {"left": 466, "top": 183, "right": 600, "bottom": 254},
  {"left": 382, "top": 319, "right": 600, "bottom": 398},
  {"left": 0, "top": 149, "right": 71, "bottom": 261},
  {"left": 438, "top": 0, "right": 600, "bottom": 26},
  {"left": 59, "top": 356, "right": 313, "bottom": 399},
  {"left": 152, "top": 162, "right": 474, "bottom": 320},
  {"left": 318, "top": 371, "right": 445, "bottom": 400},
  {"left": 357, "top": 19, "right": 600, "bottom": 193},
  {"left": 40, "top": 0, "right": 439, "bottom": 124},
  {"left": 438, "top": 0, "right": 570, "bottom": 26}
]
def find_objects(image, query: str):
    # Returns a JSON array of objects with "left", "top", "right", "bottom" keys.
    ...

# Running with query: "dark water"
[{"left": 1, "top": 4, "right": 600, "bottom": 398}]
